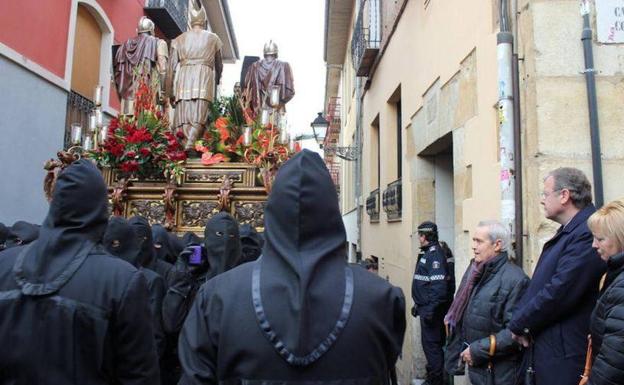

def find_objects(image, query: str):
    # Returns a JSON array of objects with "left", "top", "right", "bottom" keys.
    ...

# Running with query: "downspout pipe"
[
  {"left": 355, "top": 77, "right": 363, "bottom": 260},
  {"left": 511, "top": 0, "right": 523, "bottom": 268},
  {"left": 580, "top": 2, "right": 604, "bottom": 208},
  {"left": 498, "top": 0, "right": 517, "bottom": 258}
]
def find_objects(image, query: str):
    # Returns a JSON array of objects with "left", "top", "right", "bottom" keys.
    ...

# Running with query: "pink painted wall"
[{"left": 0, "top": 0, "right": 72, "bottom": 78}]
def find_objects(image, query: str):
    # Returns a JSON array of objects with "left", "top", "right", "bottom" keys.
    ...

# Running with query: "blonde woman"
[{"left": 584, "top": 199, "right": 624, "bottom": 385}]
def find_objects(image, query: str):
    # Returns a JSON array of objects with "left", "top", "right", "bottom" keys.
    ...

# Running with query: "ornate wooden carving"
[
  {"left": 217, "top": 177, "right": 233, "bottom": 212},
  {"left": 163, "top": 181, "right": 178, "bottom": 229},
  {"left": 111, "top": 178, "right": 130, "bottom": 216},
  {"left": 129, "top": 200, "right": 166, "bottom": 224},
  {"left": 234, "top": 201, "right": 265, "bottom": 229},
  {"left": 185, "top": 169, "right": 244, "bottom": 184},
  {"left": 181, "top": 201, "right": 220, "bottom": 228}
]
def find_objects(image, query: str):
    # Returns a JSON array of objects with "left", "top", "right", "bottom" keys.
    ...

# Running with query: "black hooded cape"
[
  {"left": 178, "top": 150, "right": 406, "bottom": 385},
  {"left": 129, "top": 216, "right": 173, "bottom": 283},
  {"left": 162, "top": 212, "right": 241, "bottom": 334},
  {"left": 238, "top": 223, "right": 263, "bottom": 265},
  {"left": 0, "top": 159, "right": 159, "bottom": 384},
  {"left": 152, "top": 224, "right": 179, "bottom": 264},
  {"left": 5, "top": 220, "right": 40, "bottom": 249}
]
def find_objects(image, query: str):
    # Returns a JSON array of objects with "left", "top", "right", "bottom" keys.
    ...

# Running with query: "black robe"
[
  {"left": 103, "top": 216, "right": 166, "bottom": 359},
  {"left": 129, "top": 216, "right": 173, "bottom": 284},
  {"left": 178, "top": 150, "right": 406, "bottom": 385},
  {"left": 152, "top": 224, "right": 179, "bottom": 265},
  {"left": 0, "top": 159, "right": 159, "bottom": 384},
  {"left": 238, "top": 223, "right": 263, "bottom": 265}
]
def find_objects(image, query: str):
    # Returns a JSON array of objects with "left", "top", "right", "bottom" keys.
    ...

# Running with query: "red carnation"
[
  {"left": 140, "top": 147, "right": 151, "bottom": 156},
  {"left": 126, "top": 150, "right": 136, "bottom": 158},
  {"left": 120, "top": 160, "right": 139, "bottom": 173}
]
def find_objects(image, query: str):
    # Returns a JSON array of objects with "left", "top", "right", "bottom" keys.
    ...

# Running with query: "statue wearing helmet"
[
  {"left": 165, "top": 0, "right": 223, "bottom": 151},
  {"left": 113, "top": 16, "right": 169, "bottom": 115},
  {"left": 242, "top": 40, "right": 295, "bottom": 118}
]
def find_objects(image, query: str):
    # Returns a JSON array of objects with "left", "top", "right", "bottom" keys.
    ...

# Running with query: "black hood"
[
  {"left": 6, "top": 221, "right": 40, "bottom": 248},
  {"left": 182, "top": 231, "right": 202, "bottom": 246},
  {"left": 239, "top": 224, "right": 262, "bottom": 264},
  {"left": 13, "top": 159, "right": 109, "bottom": 296},
  {"left": 103, "top": 216, "right": 142, "bottom": 267},
  {"left": 152, "top": 224, "right": 178, "bottom": 264},
  {"left": 204, "top": 212, "right": 241, "bottom": 279},
  {"left": 0, "top": 223, "right": 8, "bottom": 250},
  {"left": 128, "top": 216, "right": 155, "bottom": 268},
  {"left": 256, "top": 149, "right": 349, "bottom": 366}
]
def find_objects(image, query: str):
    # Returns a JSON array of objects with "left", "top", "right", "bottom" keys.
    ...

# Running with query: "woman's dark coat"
[
  {"left": 0, "top": 159, "right": 159, "bottom": 384},
  {"left": 446, "top": 254, "right": 529, "bottom": 385},
  {"left": 588, "top": 252, "right": 624, "bottom": 385},
  {"left": 177, "top": 150, "right": 406, "bottom": 385}
]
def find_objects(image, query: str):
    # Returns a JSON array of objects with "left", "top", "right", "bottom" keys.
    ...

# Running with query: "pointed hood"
[
  {"left": 152, "top": 224, "right": 178, "bottom": 264},
  {"left": 6, "top": 221, "right": 40, "bottom": 248},
  {"left": 238, "top": 224, "right": 262, "bottom": 264},
  {"left": 255, "top": 149, "right": 349, "bottom": 366},
  {"left": 103, "top": 216, "right": 142, "bottom": 267},
  {"left": 128, "top": 216, "right": 156, "bottom": 268},
  {"left": 203, "top": 212, "right": 241, "bottom": 279},
  {"left": 13, "top": 159, "right": 109, "bottom": 296}
]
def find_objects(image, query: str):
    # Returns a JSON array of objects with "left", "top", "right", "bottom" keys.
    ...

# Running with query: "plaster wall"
[
  {"left": 518, "top": 0, "right": 624, "bottom": 272},
  {"left": 0, "top": 57, "right": 67, "bottom": 224}
]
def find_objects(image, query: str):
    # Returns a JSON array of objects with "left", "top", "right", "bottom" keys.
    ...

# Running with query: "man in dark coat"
[
  {"left": 177, "top": 150, "right": 406, "bottom": 385},
  {"left": 129, "top": 216, "right": 173, "bottom": 284},
  {"left": 103, "top": 216, "right": 166, "bottom": 359},
  {"left": 411, "top": 221, "right": 454, "bottom": 385},
  {"left": 0, "top": 159, "right": 159, "bottom": 384},
  {"left": 5, "top": 220, "right": 40, "bottom": 249},
  {"left": 162, "top": 212, "right": 241, "bottom": 334},
  {"left": 509, "top": 168, "right": 606, "bottom": 385},
  {"left": 445, "top": 221, "right": 529, "bottom": 385}
]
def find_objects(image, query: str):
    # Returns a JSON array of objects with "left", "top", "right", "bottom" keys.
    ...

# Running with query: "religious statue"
[
  {"left": 166, "top": 1, "right": 223, "bottom": 151},
  {"left": 242, "top": 40, "right": 295, "bottom": 118},
  {"left": 114, "top": 17, "right": 168, "bottom": 115}
]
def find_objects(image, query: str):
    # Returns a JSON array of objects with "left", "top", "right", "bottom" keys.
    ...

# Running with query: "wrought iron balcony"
[
  {"left": 366, "top": 188, "right": 380, "bottom": 222},
  {"left": 351, "top": 0, "right": 381, "bottom": 77},
  {"left": 145, "top": 0, "right": 188, "bottom": 39},
  {"left": 382, "top": 178, "right": 402, "bottom": 221}
]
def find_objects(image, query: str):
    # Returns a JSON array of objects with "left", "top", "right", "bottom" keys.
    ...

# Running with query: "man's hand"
[
  {"left": 460, "top": 347, "right": 472, "bottom": 366},
  {"left": 512, "top": 332, "right": 530, "bottom": 348}
]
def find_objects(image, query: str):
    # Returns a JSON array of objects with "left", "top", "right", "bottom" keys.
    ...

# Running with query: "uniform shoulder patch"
[{"left": 432, "top": 261, "right": 440, "bottom": 269}]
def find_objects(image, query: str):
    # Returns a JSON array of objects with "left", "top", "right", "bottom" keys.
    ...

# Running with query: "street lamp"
[{"left": 310, "top": 112, "right": 329, "bottom": 148}]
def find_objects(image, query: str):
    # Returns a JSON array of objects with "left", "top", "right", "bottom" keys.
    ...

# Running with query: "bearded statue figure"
[
  {"left": 166, "top": 1, "right": 223, "bottom": 151},
  {"left": 114, "top": 17, "right": 168, "bottom": 115},
  {"left": 242, "top": 40, "right": 295, "bottom": 118}
]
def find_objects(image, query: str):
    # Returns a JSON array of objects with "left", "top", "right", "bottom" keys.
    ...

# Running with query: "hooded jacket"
[
  {"left": 162, "top": 212, "right": 241, "bottom": 334},
  {"left": 104, "top": 217, "right": 166, "bottom": 359},
  {"left": 178, "top": 150, "right": 406, "bottom": 385},
  {"left": 0, "top": 159, "right": 159, "bottom": 384},
  {"left": 129, "top": 216, "right": 173, "bottom": 283}
]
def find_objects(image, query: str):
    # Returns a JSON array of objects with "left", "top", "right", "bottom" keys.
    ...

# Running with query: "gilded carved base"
[{"left": 103, "top": 161, "right": 267, "bottom": 234}]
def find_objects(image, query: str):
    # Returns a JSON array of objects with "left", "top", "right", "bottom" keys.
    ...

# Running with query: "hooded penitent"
[
  {"left": 6, "top": 221, "right": 40, "bottom": 249},
  {"left": 152, "top": 224, "right": 178, "bottom": 264},
  {"left": 257, "top": 149, "right": 350, "bottom": 363},
  {"left": 0, "top": 223, "right": 9, "bottom": 251},
  {"left": 104, "top": 216, "right": 142, "bottom": 267},
  {"left": 204, "top": 212, "right": 241, "bottom": 279},
  {"left": 238, "top": 224, "right": 262, "bottom": 265},
  {"left": 14, "top": 160, "right": 108, "bottom": 295},
  {"left": 128, "top": 216, "right": 156, "bottom": 268},
  {"left": 181, "top": 231, "right": 202, "bottom": 246}
]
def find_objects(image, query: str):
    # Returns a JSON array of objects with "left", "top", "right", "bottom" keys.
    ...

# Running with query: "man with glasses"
[{"left": 509, "top": 167, "right": 606, "bottom": 385}]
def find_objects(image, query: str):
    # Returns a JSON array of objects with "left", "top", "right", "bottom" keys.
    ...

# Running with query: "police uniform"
[{"left": 411, "top": 222, "right": 453, "bottom": 385}]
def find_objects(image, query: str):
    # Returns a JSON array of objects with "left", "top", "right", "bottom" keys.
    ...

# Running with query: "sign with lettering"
[{"left": 596, "top": 0, "right": 624, "bottom": 43}]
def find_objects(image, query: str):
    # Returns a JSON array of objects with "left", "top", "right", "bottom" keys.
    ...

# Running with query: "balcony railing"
[
  {"left": 382, "top": 178, "right": 402, "bottom": 221},
  {"left": 351, "top": 0, "right": 381, "bottom": 77},
  {"left": 145, "top": 0, "right": 189, "bottom": 39},
  {"left": 366, "top": 188, "right": 380, "bottom": 222}
]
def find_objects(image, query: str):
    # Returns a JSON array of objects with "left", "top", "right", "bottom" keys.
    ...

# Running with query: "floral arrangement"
[{"left": 88, "top": 78, "right": 186, "bottom": 182}]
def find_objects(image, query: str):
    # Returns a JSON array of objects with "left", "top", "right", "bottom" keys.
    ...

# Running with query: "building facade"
[
  {"left": 0, "top": 0, "right": 238, "bottom": 224},
  {"left": 323, "top": 0, "right": 624, "bottom": 383}
]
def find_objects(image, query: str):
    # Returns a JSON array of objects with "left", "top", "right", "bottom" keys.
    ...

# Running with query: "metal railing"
[
  {"left": 351, "top": 0, "right": 381, "bottom": 76},
  {"left": 64, "top": 91, "right": 94, "bottom": 149},
  {"left": 366, "top": 188, "right": 380, "bottom": 222},
  {"left": 382, "top": 178, "right": 402, "bottom": 221}
]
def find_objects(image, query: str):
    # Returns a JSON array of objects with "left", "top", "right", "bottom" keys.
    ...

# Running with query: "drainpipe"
[
  {"left": 580, "top": 1, "right": 604, "bottom": 208},
  {"left": 355, "top": 77, "right": 363, "bottom": 259},
  {"left": 511, "top": 0, "right": 523, "bottom": 267},
  {"left": 498, "top": 0, "right": 517, "bottom": 257}
]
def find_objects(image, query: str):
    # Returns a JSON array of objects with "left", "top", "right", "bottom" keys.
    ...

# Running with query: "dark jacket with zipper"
[
  {"left": 446, "top": 253, "right": 529, "bottom": 385},
  {"left": 177, "top": 150, "right": 406, "bottom": 385},
  {"left": 588, "top": 252, "right": 624, "bottom": 385}
]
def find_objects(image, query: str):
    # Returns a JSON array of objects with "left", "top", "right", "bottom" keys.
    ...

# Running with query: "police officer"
[{"left": 411, "top": 221, "right": 453, "bottom": 385}]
